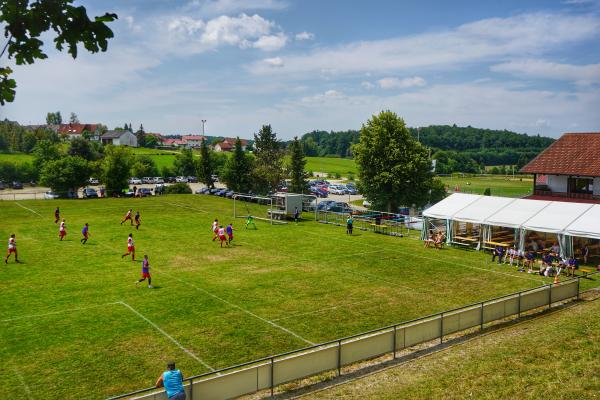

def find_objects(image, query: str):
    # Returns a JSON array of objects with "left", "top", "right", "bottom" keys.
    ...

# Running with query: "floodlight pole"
[{"left": 201, "top": 119, "right": 206, "bottom": 136}]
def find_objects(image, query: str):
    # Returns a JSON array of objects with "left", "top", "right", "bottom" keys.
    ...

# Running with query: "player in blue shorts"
[{"left": 135, "top": 255, "right": 153, "bottom": 288}]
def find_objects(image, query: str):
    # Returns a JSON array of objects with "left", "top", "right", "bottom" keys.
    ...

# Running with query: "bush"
[
  {"left": 347, "top": 173, "right": 354, "bottom": 181},
  {"left": 333, "top": 172, "right": 341, "bottom": 179},
  {"left": 307, "top": 170, "right": 313, "bottom": 177},
  {"left": 483, "top": 187, "right": 491, "bottom": 196},
  {"left": 164, "top": 182, "right": 192, "bottom": 194}
]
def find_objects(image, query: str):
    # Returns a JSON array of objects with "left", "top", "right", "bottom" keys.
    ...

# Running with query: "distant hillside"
[{"left": 298, "top": 125, "right": 554, "bottom": 174}]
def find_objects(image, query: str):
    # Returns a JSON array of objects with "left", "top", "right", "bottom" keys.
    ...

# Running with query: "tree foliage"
[
  {"left": 0, "top": 0, "right": 118, "bottom": 104},
  {"left": 136, "top": 124, "right": 146, "bottom": 148},
  {"left": 69, "top": 112, "right": 79, "bottom": 124},
  {"left": 173, "top": 147, "right": 197, "bottom": 177},
  {"left": 252, "top": 124, "right": 283, "bottom": 194},
  {"left": 221, "top": 137, "right": 253, "bottom": 192},
  {"left": 46, "top": 111, "right": 62, "bottom": 125},
  {"left": 40, "top": 156, "right": 91, "bottom": 194},
  {"left": 68, "top": 137, "right": 100, "bottom": 161},
  {"left": 100, "top": 146, "right": 133, "bottom": 196},
  {"left": 131, "top": 154, "right": 158, "bottom": 178},
  {"left": 197, "top": 139, "right": 215, "bottom": 188},
  {"left": 288, "top": 136, "right": 308, "bottom": 193},
  {"left": 164, "top": 182, "right": 192, "bottom": 194},
  {"left": 353, "top": 111, "right": 434, "bottom": 211},
  {"left": 32, "top": 140, "right": 61, "bottom": 172}
]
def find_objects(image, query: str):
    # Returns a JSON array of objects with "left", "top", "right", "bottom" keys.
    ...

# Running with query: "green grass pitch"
[{"left": 0, "top": 195, "right": 556, "bottom": 399}]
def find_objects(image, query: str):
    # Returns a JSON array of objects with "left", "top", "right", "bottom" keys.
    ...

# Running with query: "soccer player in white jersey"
[
  {"left": 4, "top": 234, "right": 18, "bottom": 264},
  {"left": 121, "top": 233, "right": 136, "bottom": 261},
  {"left": 217, "top": 226, "right": 228, "bottom": 248},
  {"left": 59, "top": 219, "right": 67, "bottom": 241}
]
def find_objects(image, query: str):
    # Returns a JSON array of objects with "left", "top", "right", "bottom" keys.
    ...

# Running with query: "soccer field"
[{"left": 0, "top": 195, "right": 555, "bottom": 399}]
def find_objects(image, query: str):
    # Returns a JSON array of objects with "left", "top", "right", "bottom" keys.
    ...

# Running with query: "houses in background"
[
  {"left": 214, "top": 138, "right": 249, "bottom": 152},
  {"left": 101, "top": 130, "right": 138, "bottom": 147}
]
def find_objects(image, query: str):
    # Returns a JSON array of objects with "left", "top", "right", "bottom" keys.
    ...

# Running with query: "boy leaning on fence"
[{"left": 156, "top": 361, "right": 185, "bottom": 400}]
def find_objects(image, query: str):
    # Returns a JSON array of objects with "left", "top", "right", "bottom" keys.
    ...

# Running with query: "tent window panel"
[
  {"left": 525, "top": 231, "right": 559, "bottom": 252},
  {"left": 490, "top": 226, "right": 516, "bottom": 245},
  {"left": 454, "top": 222, "right": 480, "bottom": 238},
  {"left": 568, "top": 177, "right": 593, "bottom": 194}
]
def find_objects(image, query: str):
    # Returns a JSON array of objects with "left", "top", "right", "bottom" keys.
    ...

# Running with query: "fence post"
[
  {"left": 393, "top": 325, "right": 397, "bottom": 359},
  {"left": 577, "top": 276, "right": 580, "bottom": 300},
  {"left": 518, "top": 291, "right": 521, "bottom": 319},
  {"left": 439, "top": 312, "right": 444, "bottom": 344},
  {"left": 337, "top": 340, "right": 342, "bottom": 376},
  {"left": 270, "top": 357, "right": 274, "bottom": 397},
  {"left": 480, "top": 302, "right": 484, "bottom": 330},
  {"left": 548, "top": 284, "right": 552, "bottom": 310}
]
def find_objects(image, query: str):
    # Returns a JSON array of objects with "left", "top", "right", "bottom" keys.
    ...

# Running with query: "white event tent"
[{"left": 422, "top": 193, "right": 600, "bottom": 257}]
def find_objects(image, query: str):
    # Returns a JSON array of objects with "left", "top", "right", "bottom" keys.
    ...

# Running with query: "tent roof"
[
  {"left": 423, "top": 193, "right": 481, "bottom": 220},
  {"left": 521, "top": 201, "right": 593, "bottom": 234},
  {"left": 563, "top": 204, "right": 600, "bottom": 239},
  {"left": 453, "top": 195, "right": 517, "bottom": 224},
  {"left": 484, "top": 198, "right": 552, "bottom": 229}
]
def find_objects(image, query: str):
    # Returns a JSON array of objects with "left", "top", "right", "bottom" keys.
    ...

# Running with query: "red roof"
[
  {"left": 217, "top": 141, "right": 233, "bottom": 150},
  {"left": 182, "top": 135, "right": 205, "bottom": 141},
  {"left": 163, "top": 138, "right": 186, "bottom": 145},
  {"left": 520, "top": 132, "right": 600, "bottom": 177},
  {"left": 525, "top": 195, "right": 600, "bottom": 205},
  {"left": 58, "top": 123, "right": 98, "bottom": 135},
  {"left": 222, "top": 137, "right": 248, "bottom": 145}
]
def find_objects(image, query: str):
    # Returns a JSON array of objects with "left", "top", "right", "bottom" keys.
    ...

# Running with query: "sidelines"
[
  {"left": 156, "top": 268, "right": 315, "bottom": 346},
  {"left": 300, "top": 229, "right": 543, "bottom": 284},
  {"left": 14, "top": 202, "right": 43, "bottom": 218},
  {"left": 117, "top": 301, "right": 214, "bottom": 371}
]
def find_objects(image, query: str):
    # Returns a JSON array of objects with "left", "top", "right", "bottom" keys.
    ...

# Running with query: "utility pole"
[{"left": 201, "top": 119, "right": 206, "bottom": 136}]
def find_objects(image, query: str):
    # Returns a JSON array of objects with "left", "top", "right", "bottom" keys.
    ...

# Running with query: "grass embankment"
[
  {"left": 304, "top": 296, "right": 600, "bottom": 400},
  {"left": 439, "top": 175, "right": 533, "bottom": 198},
  {"left": 0, "top": 153, "right": 34, "bottom": 165},
  {"left": 304, "top": 157, "right": 358, "bottom": 178},
  {"left": 0, "top": 195, "right": 554, "bottom": 398}
]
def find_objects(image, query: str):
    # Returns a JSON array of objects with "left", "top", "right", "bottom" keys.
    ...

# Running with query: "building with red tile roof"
[
  {"left": 57, "top": 123, "right": 100, "bottom": 139},
  {"left": 521, "top": 132, "right": 600, "bottom": 201}
]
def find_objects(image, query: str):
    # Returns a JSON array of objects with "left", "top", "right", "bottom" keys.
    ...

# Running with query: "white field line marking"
[
  {"left": 301, "top": 230, "right": 543, "bottom": 284},
  {"left": 12, "top": 364, "right": 34, "bottom": 400},
  {"left": 117, "top": 301, "right": 214, "bottom": 371},
  {"left": 271, "top": 299, "right": 376, "bottom": 322},
  {"left": 156, "top": 269, "right": 315, "bottom": 346},
  {"left": 14, "top": 202, "right": 43, "bottom": 217},
  {"left": 0, "top": 302, "right": 121, "bottom": 323},
  {"left": 165, "top": 202, "right": 209, "bottom": 214}
]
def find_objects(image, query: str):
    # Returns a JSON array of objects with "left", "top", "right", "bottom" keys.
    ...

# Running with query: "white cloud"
[
  {"left": 361, "top": 81, "right": 375, "bottom": 89},
  {"left": 491, "top": 59, "right": 600, "bottom": 85},
  {"left": 377, "top": 76, "right": 426, "bottom": 89},
  {"left": 263, "top": 56, "right": 284, "bottom": 67},
  {"left": 301, "top": 89, "right": 344, "bottom": 103},
  {"left": 167, "top": 16, "right": 205, "bottom": 36},
  {"left": 252, "top": 33, "right": 288, "bottom": 51},
  {"left": 295, "top": 31, "right": 315, "bottom": 41},
  {"left": 201, "top": 14, "right": 273, "bottom": 46},
  {"left": 248, "top": 13, "right": 600, "bottom": 75}
]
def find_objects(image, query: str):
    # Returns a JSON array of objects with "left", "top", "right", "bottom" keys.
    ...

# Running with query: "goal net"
[{"left": 233, "top": 193, "right": 285, "bottom": 225}]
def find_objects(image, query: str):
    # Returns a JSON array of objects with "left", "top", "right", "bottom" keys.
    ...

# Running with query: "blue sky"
[{"left": 2, "top": 0, "right": 600, "bottom": 139}]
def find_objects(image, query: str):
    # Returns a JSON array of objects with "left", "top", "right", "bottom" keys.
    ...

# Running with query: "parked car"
[
  {"left": 362, "top": 200, "right": 371, "bottom": 208},
  {"left": 82, "top": 188, "right": 99, "bottom": 198},
  {"left": 11, "top": 181, "right": 23, "bottom": 189},
  {"left": 316, "top": 200, "right": 337, "bottom": 210},
  {"left": 165, "top": 176, "right": 177, "bottom": 183},
  {"left": 215, "top": 189, "right": 228, "bottom": 196},
  {"left": 345, "top": 186, "right": 357, "bottom": 195},
  {"left": 309, "top": 187, "right": 328, "bottom": 198},
  {"left": 209, "top": 188, "right": 220, "bottom": 195},
  {"left": 195, "top": 187, "right": 209, "bottom": 194},
  {"left": 89, "top": 177, "right": 99, "bottom": 185},
  {"left": 211, "top": 174, "right": 219, "bottom": 182},
  {"left": 138, "top": 188, "right": 153, "bottom": 197},
  {"left": 187, "top": 176, "right": 198, "bottom": 183},
  {"left": 224, "top": 190, "right": 235, "bottom": 198},
  {"left": 155, "top": 184, "right": 167, "bottom": 195},
  {"left": 129, "top": 177, "right": 142, "bottom": 185},
  {"left": 175, "top": 176, "right": 188, "bottom": 183},
  {"left": 325, "top": 202, "right": 352, "bottom": 213},
  {"left": 328, "top": 185, "right": 346, "bottom": 195},
  {"left": 153, "top": 177, "right": 164, "bottom": 184},
  {"left": 44, "top": 191, "right": 60, "bottom": 199},
  {"left": 141, "top": 177, "right": 153, "bottom": 184},
  {"left": 123, "top": 189, "right": 135, "bottom": 198}
]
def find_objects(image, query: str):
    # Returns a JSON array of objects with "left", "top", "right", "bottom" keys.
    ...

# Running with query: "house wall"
[
  {"left": 117, "top": 132, "right": 138, "bottom": 147},
  {"left": 547, "top": 175, "right": 568, "bottom": 192}
]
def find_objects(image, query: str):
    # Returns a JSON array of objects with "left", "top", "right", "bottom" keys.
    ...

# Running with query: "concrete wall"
[
  {"left": 132, "top": 280, "right": 579, "bottom": 400},
  {"left": 547, "top": 175, "right": 567, "bottom": 192}
]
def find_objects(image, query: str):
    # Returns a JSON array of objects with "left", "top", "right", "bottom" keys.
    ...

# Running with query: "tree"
[
  {"left": 222, "top": 138, "right": 253, "bottom": 192},
  {"left": 46, "top": 111, "right": 62, "bottom": 125},
  {"left": 353, "top": 111, "right": 434, "bottom": 211},
  {"left": 100, "top": 146, "right": 133, "bottom": 196},
  {"left": 429, "top": 178, "right": 447, "bottom": 204},
  {"left": 136, "top": 124, "right": 146, "bottom": 148},
  {"left": 173, "top": 147, "right": 197, "bottom": 177},
  {"left": 131, "top": 155, "right": 158, "bottom": 178},
  {"left": 32, "top": 140, "right": 61, "bottom": 172},
  {"left": 0, "top": 1, "right": 117, "bottom": 105},
  {"left": 68, "top": 137, "right": 98, "bottom": 161},
  {"left": 252, "top": 124, "right": 283, "bottom": 194},
  {"left": 40, "top": 156, "right": 91, "bottom": 195},
  {"left": 145, "top": 135, "right": 158, "bottom": 148},
  {"left": 197, "top": 139, "right": 215, "bottom": 188},
  {"left": 288, "top": 136, "right": 308, "bottom": 193},
  {"left": 69, "top": 112, "right": 79, "bottom": 124}
]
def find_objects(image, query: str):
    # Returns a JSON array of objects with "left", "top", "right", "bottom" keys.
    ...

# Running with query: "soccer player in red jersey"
[
  {"left": 121, "top": 209, "right": 134, "bottom": 226},
  {"left": 121, "top": 233, "right": 136, "bottom": 261},
  {"left": 211, "top": 219, "right": 219, "bottom": 241},
  {"left": 59, "top": 219, "right": 67, "bottom": 241},
  {"left": 4, "top": 234, "right": 18, "bottom": 264},
  {"left": 217, "top": 226, "right": 228, "bottom": 248},
  {"left": 54, "top": 207, "right": 60, "bottom": 224}
]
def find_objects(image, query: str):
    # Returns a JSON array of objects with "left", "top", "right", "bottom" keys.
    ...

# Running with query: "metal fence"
[
  {"left": 316, "top": 209, "right": 423, "bottom": 238},
  {"left": 108, "top": 272, "right": 597, "bottom": 400},
  {"left": 0, "top": 191, "right": 49, "bottom": 201}
]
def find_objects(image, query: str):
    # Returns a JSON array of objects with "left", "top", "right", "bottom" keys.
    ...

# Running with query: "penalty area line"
[
  {"left": 157, "top": 269, "right": 315, "bottom": 346},
  {"left": 14, "top": 202, "right": 43, "bottom": 218},
  {"left": 117, "top": 301, "right": 214, "bottom": 371}
]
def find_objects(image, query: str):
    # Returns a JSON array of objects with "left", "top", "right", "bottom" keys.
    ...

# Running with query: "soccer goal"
[{"left": 233, "top": 193, "right": 284, "bottom": 225}]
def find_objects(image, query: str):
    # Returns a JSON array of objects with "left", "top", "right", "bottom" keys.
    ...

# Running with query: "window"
[{"left": 568, "top": 177, "right": 593, "bottom": 194}]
